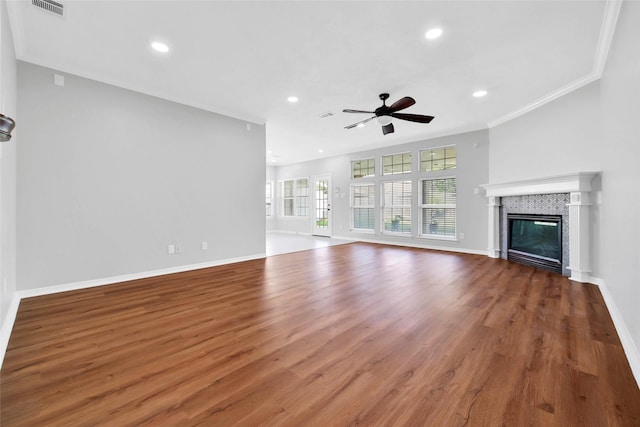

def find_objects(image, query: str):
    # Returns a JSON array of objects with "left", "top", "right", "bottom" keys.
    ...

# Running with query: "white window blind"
[
  {"left": 421, "top": 178, "right": 456, "bottom": 238},
  {"left": 351, "top": 183, "right": 375, "bottom": 231},
  {"left": 382, "top": 180, "right": 412, "bottom": 234}
]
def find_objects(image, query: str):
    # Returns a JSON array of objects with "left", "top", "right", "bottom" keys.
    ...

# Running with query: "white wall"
[
  {"left": 17, "top": 62, "right": 266, "bottom": 290},
  {"left": 273, "top": 129, "right": 490, "bottom": 254},
  {"left": 489, "top": 1, "right": 640, "bottom": 371},
  {"left": 598, "top": 0, "right": 640, "bottom": 362},
  {"left": 0, "top": 0, "right": 18, "bottom": 334}
]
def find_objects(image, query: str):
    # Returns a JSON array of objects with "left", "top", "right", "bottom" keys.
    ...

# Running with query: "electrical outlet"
[
  {"left": 175, "top": 244, "right": 181, "bottom": 254},
  {"left": 201, "top": 242, "right": 208, "bottom": 250},
  {"left": 168, "top": 244, "right": 175, "bottom": 254},
  {"left": 459, "top": 233, "right": 465, "bottom": 240}
]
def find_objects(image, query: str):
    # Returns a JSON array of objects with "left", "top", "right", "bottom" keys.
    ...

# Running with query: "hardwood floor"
[{"left": 1, "top": 243, "right": 639, "bottom": 426}]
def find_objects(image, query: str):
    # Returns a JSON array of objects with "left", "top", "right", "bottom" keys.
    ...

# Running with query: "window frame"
[
  {"left": 350, "top": 182, "right": 376, "bottom": 233},
  {"left": 351, "top": 158, "right": 376, "bottom": 179},
  {"left": 382, "top": 152, "right": 412, "bottom": 176},
  {"left": 265, "top": 181, "right": 273, "bottom": 217},
  {"left": 419, "top": 176, "right": 457, "bottom": 240},
  {"left": 280, "top": 177, "right": 309, "bottom": 218},
  {"left": 420, "top": 144, "right": 457, "bottom": 172},
  {"left": 381, "top": 179, "right": 412, "bottom": 236}
]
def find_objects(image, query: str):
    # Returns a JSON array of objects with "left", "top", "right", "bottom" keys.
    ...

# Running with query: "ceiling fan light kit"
[
  {"left": 343, "top": 93, "right": 434, "bottom": 135},
  {"left": 0, "top": 114, "right": 16, "bottom": 142},
  {"left": 377, "top": 115, "right": 392, "bottom": 126}
]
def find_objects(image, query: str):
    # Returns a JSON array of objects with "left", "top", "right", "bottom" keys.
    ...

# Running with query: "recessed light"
[
  {"left": 425, "top": 28, "right": 443, "bottom": 40},
  {"left": 318, "top": 149, "right": 324, "bottom": 153},
  {"left": 151, "top": 41, "right": 169, "bottom": 53},
  {"left": 473, "top": 90, "right": 488, "bottom": 98},
  {"left": 287, "top": 96, "right": 299, "bottom": 103}
]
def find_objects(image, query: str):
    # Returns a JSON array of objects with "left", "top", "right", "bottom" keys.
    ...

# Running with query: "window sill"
[
  {"left": 419, "top": 234, "right": 458, "bottom": 242},
  {"left": 381, "top": 232, "right": 413, "bottom": 237},
  {"left": 350, "top": 229, "right": 375, "bottom": 235}
]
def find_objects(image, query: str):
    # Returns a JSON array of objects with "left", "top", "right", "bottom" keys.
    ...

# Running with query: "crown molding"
[
  {"left": 487, "top": 71, "right": 600, "bottom": 128},
  {"left": 489, "top": 0, "right": 623, "bottom": 128},
  {"left": 593, "top": 0, "right": 623, "bottom": 76}
]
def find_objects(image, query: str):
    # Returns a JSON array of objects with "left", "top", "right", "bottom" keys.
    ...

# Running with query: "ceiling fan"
[{"left": 343, "top": 93, "right": 434, "bottom": 135}]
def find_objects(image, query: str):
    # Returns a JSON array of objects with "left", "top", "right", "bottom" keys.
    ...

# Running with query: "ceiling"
[{"left": 7, "top": 1, "right": 614, "bottom": 165}]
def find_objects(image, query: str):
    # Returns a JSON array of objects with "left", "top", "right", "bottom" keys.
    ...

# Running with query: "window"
[
  {"left": 420, "top": 178, "right": 456, "bottom": 238},
  {"left": 295, "top": 178, "right": 309, "bottom": 216},
  {"left": 382, "top": 180, "right": 412, "bottom": 234},
  {"left": 382, "top": 152, "right": 412, "bottom": 175},
  {"left": 282, "top": 178, "right": 309, "bottom": 217},
  {"left": 265, "top": 182, "right": 273, "bottom": 216},
  {"left": 352, "top": 158, "right": 375, "bottom": 179},
  {"left": 420, "top": 145, "right": 456, "bottom": 172},
  {"left": 351, "top": 183, "right": 375, "bottom": 232}
]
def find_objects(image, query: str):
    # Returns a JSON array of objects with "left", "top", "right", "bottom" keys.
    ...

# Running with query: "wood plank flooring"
[{"left": 1, "top": 243, "right": 639, "bottom": 426}]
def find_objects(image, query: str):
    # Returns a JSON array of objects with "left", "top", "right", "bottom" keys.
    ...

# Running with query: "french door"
[{"left": 311, "top": 174, "right": 332, "bottom": 237}]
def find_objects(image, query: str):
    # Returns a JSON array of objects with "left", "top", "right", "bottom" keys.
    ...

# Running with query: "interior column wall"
[{"left": 0, "top": 0, "right": 18, "bottom": 333}]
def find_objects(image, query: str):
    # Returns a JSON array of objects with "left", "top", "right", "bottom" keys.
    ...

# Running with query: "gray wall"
[
  {"left": 0, "top": 0, "right": 18, "bottom": 330},
  {"left": 598, "top": 0, "right": 640, "bottom": 358},
  {"left": 489, "top": 1, "right": 640, "bottom": 363},
  {"left": 17, "top": 62, "right": 266, "bottom": 290},
  {"left": 273, "top": 129, "right": 490, "bottom": 254}
]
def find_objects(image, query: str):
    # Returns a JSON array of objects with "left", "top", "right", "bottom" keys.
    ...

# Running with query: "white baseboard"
[
  {"left": 354, "top": 237, "right": 489, "bottom": 256},
  {"left": 16, "top": 253, "right": 265, "bottom": 300},
  {"left": 267, "top": 229, "right": 298, "bottom": 235},
  {"left": 0, "top": 295, "right": 21, "bottom": 370},
  {"left": 266, "top": 230, "right": 313, "bottom": 236},
  {"left": 591, "top": 276, "right": 640, "bottom": 390},
  {"left": 0, "top": 253, "right": 265, "bottom": 368}
]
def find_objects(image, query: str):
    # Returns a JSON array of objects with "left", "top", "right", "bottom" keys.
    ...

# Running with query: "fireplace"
[
  {"left": 507, "top": 213, "right": 562, "bottom": 274},
  {"left": 481, "top": 172, "right": 598, "bottom": 283}
]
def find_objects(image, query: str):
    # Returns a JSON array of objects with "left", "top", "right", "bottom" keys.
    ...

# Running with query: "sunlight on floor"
[{"left": 266, "top": 231, "right": 353, "bottom": 256}]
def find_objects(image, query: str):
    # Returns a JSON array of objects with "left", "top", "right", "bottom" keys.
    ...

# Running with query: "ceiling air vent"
[
  {"left": 318, "top": 112, "right": 334, "bottom": 119},
  {"left": 32, "top": 0, "right": 64, "bottom": 16}
]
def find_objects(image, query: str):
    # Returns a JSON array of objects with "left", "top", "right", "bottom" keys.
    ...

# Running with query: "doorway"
[{"left": 311, "top": 174, "right": 332, "bottom": 237}]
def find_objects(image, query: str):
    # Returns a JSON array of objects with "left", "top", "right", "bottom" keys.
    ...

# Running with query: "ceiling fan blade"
[
  {"left": 388, "top": 97, "right": 415, "bottom": 113},
  {"left": 390, "top": 112, "right": 435, "bottom": 123},
  {"left": 382, "top": 123, "right": 394, "bottom": 135},
  {"left": 345, "top": 116, "right": 376, "bottom": 129},
  {"left": 343, "top": 109, "right": 376, "bottom": 114}
]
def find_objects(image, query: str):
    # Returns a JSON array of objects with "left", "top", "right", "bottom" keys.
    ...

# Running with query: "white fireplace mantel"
[
  {"left": 480, "top": 172, "right": 599, "bottom": 283},
  {"left": 481, "top": 172, "right": 598, "bottom": 197}
]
